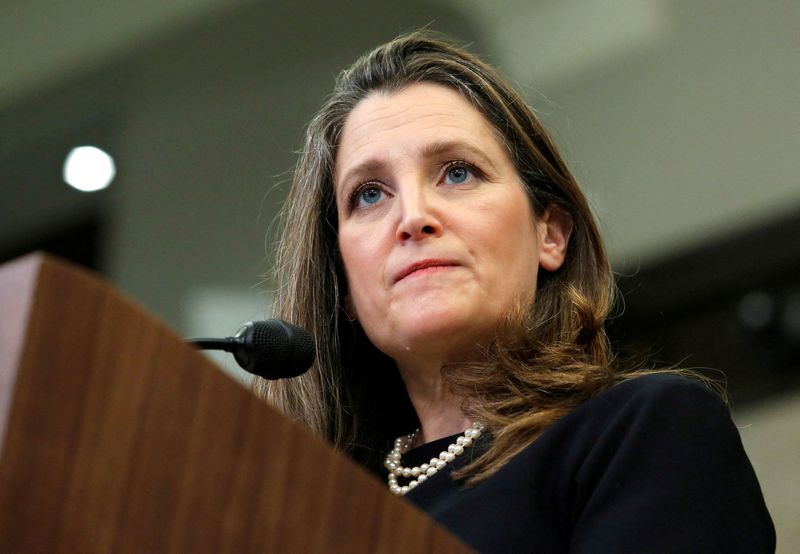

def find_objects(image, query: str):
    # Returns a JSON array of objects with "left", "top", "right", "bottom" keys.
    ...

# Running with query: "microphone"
[{"left": 187, "top": 319, "right": 315, "bottom": 379}]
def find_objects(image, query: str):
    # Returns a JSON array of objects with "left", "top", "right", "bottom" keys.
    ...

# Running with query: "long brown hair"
[{"left": 255, "top": 31, "right": 633, "bottom": 479}]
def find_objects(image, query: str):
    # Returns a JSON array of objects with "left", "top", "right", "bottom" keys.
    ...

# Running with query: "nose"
[{"left": 395, "top": 184, "right": 443, "bottom": 242}]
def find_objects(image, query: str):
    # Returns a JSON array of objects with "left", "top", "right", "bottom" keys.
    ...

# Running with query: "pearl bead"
[{"left": 384, "top": 423, "right": 484, "bottom": 495}]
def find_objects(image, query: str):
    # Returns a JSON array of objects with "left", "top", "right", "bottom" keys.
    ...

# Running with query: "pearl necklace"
[{"left": 384, "top": 422, "right": 485, "bottom": 495}]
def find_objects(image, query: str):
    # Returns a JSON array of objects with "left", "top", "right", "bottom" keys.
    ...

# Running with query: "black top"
[{"left": 401, "top": 375, "right": 775, "bottom": 553}]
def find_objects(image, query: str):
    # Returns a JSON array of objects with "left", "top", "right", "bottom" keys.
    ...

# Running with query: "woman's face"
[{"left": 334, "top": 82, "right": 568, "bottom": 365}]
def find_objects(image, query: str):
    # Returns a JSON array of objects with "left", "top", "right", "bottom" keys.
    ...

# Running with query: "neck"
[{"left": 396, "top": 358, "right": 472, "bottom": 444}]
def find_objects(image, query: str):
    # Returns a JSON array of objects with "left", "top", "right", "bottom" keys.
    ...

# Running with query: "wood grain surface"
[{"left": 0, "top": 253, "right": 471, "bottom": 553}]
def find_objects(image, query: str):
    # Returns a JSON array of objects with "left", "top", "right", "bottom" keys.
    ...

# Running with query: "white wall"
[
  {"left": 538, "top": 0, "right": 800, "bottom": 268},
  {"left": 736, "top": 393, "right": 800, "bottom": 553}
]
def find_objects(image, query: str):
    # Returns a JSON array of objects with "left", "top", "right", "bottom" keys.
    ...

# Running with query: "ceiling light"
[{"left": 63, "top": 145, "right": 116, "bottom": 192}]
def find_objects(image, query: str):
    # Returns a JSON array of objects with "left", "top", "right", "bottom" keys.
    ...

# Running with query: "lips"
[{"left": 394, "top": 259, "right": 460, "bottom": 283}]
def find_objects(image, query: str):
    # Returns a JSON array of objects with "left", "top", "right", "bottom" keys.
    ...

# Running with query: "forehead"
[{"left": 334, "top": 82, "right": 507, "bottom": 182}]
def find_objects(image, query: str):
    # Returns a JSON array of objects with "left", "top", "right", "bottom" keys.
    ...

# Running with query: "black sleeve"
[{"left": 569, "top": 376, "right": 775, "bottom": 553}]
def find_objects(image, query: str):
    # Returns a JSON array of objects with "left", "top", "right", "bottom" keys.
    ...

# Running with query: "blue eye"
[
  {"left": 444, "top": 165, "right": 472, "bottom": 185},
  {"left": 358, "top": 186, "right": 384, "bottom": 206}
]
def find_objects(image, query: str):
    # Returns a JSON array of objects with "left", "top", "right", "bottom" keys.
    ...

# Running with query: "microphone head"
[{"left": 233, "top": 320, "right": 315, "bottom": 379}]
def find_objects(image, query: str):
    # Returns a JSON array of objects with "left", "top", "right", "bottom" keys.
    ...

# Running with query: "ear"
[
  {"left": 343, "top": 293, "right": 358, "bottom": 322},
  {"left": 537, "top": 205, "right": 573, "bottom": 272}
]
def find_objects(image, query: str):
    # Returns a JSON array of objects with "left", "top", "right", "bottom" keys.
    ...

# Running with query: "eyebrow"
[
  {"left": 337, "top": 139, "right": 498, "bottom": 196},
  {"left": 420, "top": 139, "right": 497, "bottom": 170}
]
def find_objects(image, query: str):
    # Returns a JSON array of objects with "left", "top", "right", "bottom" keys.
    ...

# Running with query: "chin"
[{"left": 377, "top": 308, "right": 496, "bottom": 361}]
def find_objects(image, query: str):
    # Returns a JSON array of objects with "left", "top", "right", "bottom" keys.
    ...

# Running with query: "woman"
[{"left": 254, "top": 32, "right": 774, "bottom": 552}]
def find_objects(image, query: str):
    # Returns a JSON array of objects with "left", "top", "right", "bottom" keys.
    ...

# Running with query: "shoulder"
[
  {"left": 570, "top": 373, "right": 727, "bottom": 430},
  {"left": 534, "top": 372, "right": 738, "bottom": 486},
  {"left": 550, "top": 374, "right": 775, "bottom": 552},
  {"left": 551, "top": 373, "right": 755, "bottom": 508},
  {"left": 597, "top": 372, "right": 721, "bottom": 407}
]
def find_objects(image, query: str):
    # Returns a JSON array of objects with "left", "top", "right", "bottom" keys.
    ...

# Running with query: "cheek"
[
  {"left": 338, "top": 229, "right": 385, "bottom": 310},
  {"left": 482, "top": 202, "right": 540, "bottom": 296},
  {"left": 492, "top": 242, "right": 539, "bottom": 301}
]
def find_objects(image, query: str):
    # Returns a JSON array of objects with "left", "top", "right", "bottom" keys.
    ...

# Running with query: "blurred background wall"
[{"left": 1, "top": 0, "right": 797, "bottom": 549}]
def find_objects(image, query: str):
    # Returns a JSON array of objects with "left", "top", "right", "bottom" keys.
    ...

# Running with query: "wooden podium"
[{"left": 0, "top": 254, "right": 469, "bottom": 552}]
